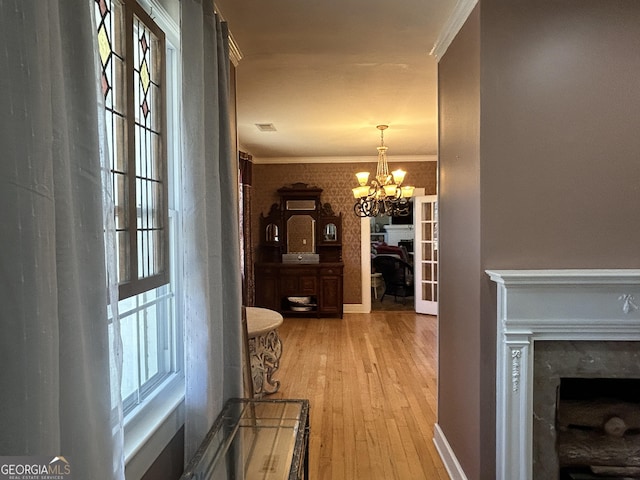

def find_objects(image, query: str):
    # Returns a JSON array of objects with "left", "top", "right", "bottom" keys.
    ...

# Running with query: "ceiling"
[{"left": 214, "top": 0, "right": 459, "bottom": 162}]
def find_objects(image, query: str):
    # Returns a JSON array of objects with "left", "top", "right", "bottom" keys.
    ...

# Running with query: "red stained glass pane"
[
  {"left": 97, "top": 0, "right": 108, "bottom": 17},
  {"left": 102, "top": 73, "right": 110, "bottom": 99},
  {"left": 142, "top": 99, "right": 149, "bottom": 119},
  {"left": 140, "top": 32, "right": 148, "bottom": 54}
]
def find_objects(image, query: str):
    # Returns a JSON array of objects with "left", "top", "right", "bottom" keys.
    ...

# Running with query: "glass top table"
[{"left": 181, "top": 398, "right": 310, "bottom": 480}]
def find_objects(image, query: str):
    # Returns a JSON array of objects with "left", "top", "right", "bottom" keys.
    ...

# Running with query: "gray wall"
[
  {"left": 438, "top": 1, "right": 640, "bottom": 479},
  {"left": 438, "top": 5, "right": 483, "bottom": 478}
]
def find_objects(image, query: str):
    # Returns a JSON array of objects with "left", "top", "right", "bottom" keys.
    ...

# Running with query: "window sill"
[{"left": 124, "top": 374, "right": 185, "bottom": 480}]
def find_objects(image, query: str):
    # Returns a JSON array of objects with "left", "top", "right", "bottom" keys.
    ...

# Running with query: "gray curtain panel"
[
  {"left": 0, "top": 0, "right": 124, "bottom": 478},
  {"left": 181, "top": 0, "right": 244, "bottom": 463}
]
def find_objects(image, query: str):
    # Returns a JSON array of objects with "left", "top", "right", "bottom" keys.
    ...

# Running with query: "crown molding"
[
  {"left": 250, "top": 154, "right": 438, "bottom": 165},
  {"left": 430, "top": 0, "right": 478, "bottom": 62},
  {"left": 227, "top": 33, "right": 243, "bottom": 66},
  {"left": 215, "top": 3, "right": 243, "bottom": 65}
]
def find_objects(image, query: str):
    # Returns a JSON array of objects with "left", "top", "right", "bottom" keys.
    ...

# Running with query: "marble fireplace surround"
[{"left": 486, "top": 270, "right": 640, "bottom": 480}]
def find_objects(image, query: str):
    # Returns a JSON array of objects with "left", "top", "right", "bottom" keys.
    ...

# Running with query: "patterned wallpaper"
[{"left": 251, "top": 161, "right": 437, "bottom": 305}]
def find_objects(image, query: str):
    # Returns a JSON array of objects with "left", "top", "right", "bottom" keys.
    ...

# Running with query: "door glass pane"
[{"left": 422, "top": 222, "right": 432, "bottom": 241}]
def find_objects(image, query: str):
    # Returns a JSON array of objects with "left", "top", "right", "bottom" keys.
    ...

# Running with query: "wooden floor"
[{"left": 270, "top": 311, "right": 450, "bottom": 480}]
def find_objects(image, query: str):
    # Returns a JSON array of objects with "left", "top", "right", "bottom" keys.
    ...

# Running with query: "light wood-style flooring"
[{"left": 270, "top": 311, "right": 449, "bottom": 480}]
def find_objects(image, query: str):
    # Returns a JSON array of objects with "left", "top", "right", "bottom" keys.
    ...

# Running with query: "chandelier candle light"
[{"left": 352, "top": 125, "right": 415, "bottom": 217}]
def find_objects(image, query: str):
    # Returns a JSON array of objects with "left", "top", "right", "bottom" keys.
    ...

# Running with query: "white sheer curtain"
[
  {"left": 181, "top": 0, "right": 244, "bottom": 460},
  {"left": 0, "top": 1, "right": 124, "bottom": 478}
]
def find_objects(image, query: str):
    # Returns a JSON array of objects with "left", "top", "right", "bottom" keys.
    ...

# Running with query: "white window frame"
[{"left": 103, "top": 2, "right": 184, "bottom": 478}]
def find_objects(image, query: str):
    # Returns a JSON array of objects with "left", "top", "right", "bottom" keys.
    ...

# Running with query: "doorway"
[{"left": 360, "top": 192, "right": 437, "bottom": 314}]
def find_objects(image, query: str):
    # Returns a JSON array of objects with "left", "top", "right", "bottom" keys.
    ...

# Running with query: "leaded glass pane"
[
  {"left": 117, "top": 230, "right": 130, "bottom": 281},
  {"left": 134, "top": 18, "right": 154, "bottom": 122},
  {"left": 95, "top": 0, "right": 130, "bottom": 287},
  {"left": 152, "top": 132, "right": 162, "bottom": 181},
  {"left": 114, "top": 172, "right": 127, "bottom": 229},
  {"left": 151, "top": 180, "right": 163, "bottom": 228},
  {"left": 133, "top": 14, "right": 164, "bottom": 283},
  {"left": 153, "top": 229, "right": 165, "bottom": 275},
  {"left": 96, "top": 0, "right": 167, "bottom": 298},
  {"left": 137, "top": 230, "right": 145, "bottom": 278},
  {"left": 113, "top": 112, "right": 127, "bottom": 172}
]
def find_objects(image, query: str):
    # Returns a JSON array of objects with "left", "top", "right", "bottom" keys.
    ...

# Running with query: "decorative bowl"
[
  {"left": 290, "top": 305, "right": 314, "bottom": 312},
  {"left": 287, "top": 296, "right": 312, "bottom": 305}
]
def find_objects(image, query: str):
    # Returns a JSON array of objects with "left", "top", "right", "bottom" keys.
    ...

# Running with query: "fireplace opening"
[{"left": 557, "top": 378, "right": 640, "bottom": 480}]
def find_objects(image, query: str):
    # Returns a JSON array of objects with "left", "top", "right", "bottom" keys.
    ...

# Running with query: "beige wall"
[
  {"left": 438, "top": 1, "right": 640, "bottom": 479},
  {"left": 250, "top": 161, "right": 437, "bottom": 305}
]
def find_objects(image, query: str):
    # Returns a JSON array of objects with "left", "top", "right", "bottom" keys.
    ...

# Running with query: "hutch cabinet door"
[{"left": 318, "top": 266, "right": 343, "bottom": 317}]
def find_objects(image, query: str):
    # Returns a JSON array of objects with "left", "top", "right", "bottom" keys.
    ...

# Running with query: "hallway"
[{"left": 271, "top": 312, "right": 449, "bottom": 480}]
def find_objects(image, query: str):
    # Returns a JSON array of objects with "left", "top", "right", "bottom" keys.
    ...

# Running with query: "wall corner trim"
[
  {"left": 433, "top": 423, "right": 469, "bottom": 480},
  {"left": 430, "top": 0, "right": 478, "bottom": 62}
]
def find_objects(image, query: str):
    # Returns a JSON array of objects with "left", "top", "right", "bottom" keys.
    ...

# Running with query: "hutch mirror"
[{"left": 286, "top": 215, "right": 315, "bottom": 253}]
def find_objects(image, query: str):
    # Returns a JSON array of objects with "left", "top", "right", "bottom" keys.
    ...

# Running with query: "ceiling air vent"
[{"left": 255, "top": 123, "right": 277, "bottom": 132}]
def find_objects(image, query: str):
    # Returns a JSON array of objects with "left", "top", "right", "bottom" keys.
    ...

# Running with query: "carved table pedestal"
[{"left": 246, "top": 306, "right": 284, "bottom": 396}]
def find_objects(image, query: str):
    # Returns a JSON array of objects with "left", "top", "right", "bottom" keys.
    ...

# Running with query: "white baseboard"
[
  {"left": 433, "top": 423, "right": 469, "bottom": 480},
  {"left": 342, "top": 303, "right": 369, "bottom": 314}
]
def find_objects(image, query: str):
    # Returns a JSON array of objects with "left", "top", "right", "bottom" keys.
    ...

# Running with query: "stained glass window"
[
  {"left": 96, "top": 0, "right": 179, "bottom": 420},
  {"left": 95, "top": 0, "right": 168, "bottom": 299}
]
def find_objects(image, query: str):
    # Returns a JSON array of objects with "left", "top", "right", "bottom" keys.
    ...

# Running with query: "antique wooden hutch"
[{"left": 255, "top": 184, "right": 343, "bottom": 318}]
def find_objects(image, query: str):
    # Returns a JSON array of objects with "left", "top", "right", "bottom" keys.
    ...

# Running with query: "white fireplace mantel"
[{"left": 486, "top": 269, "right": 640, "bottom": 480}]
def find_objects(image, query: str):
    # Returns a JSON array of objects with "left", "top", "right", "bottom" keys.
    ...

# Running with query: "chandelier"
[{"left": 352, "top": 125, "right": 415, "bottom": 217}]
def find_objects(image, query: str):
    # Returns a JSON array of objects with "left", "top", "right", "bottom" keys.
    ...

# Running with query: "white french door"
[{"left": 413, "top": 195, "right": 438, "bottom": 315}]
